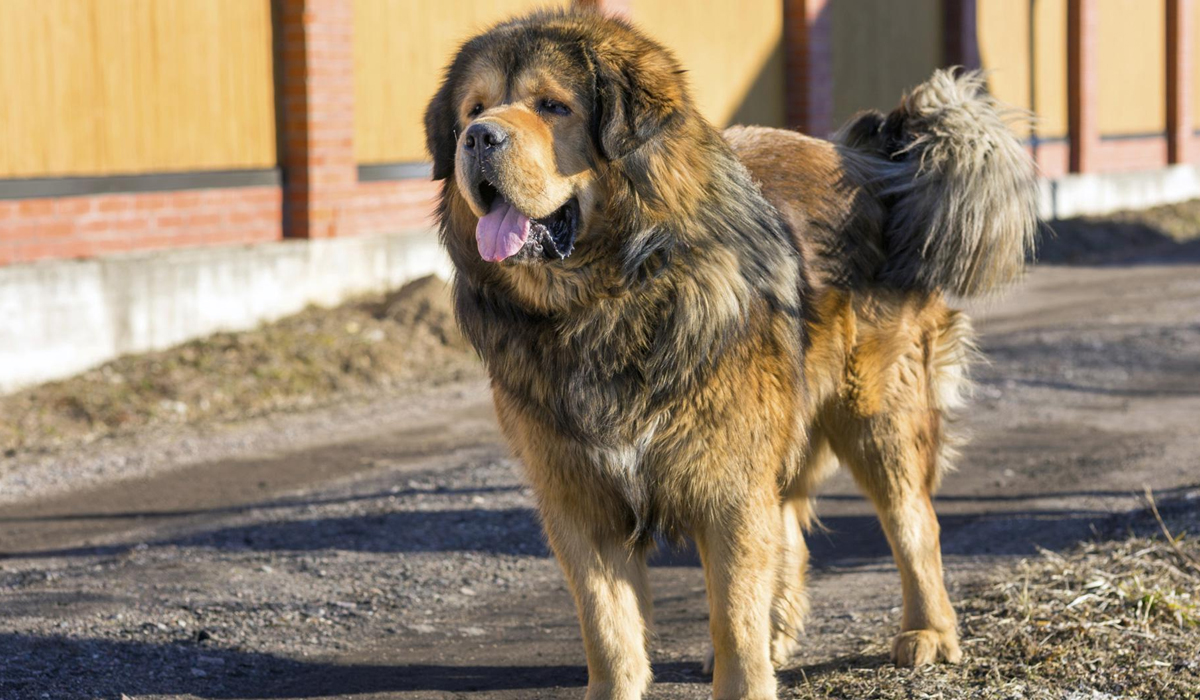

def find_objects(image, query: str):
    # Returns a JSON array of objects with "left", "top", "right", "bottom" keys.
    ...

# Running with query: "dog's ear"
[
  {"left": 424, "top": 74, "right": 459, "bottom": 181},
  {"left": 588, "top": 45, "right": 684, "bottom": 160}
]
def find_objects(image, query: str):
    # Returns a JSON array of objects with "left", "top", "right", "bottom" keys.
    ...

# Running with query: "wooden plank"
[
  {"left": 1096, "top": 0, "right": 1166, "bottom": 136},
  {"left": 830, "top": 0, "right": 941, "bottom": 126},
  {"left": 0, "top": 0, "right": 276, "bottom": 179},
  {"left": 353, "top": 0, "right": 567, "bottom": 165},
  {"left": 632, "top": 0, "right": 785, "bottom": 128}
]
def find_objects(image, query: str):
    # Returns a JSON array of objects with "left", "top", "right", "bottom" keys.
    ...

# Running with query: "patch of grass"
[
  {"left": 787, "top": 502, "right": 1200, "bottom": 699},
  {"left": 0, "top": 275, "right": 480, "bottom": 455}
]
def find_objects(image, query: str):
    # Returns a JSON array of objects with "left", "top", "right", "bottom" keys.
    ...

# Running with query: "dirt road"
[{"left": 2, "top": 260, "right": 1199, "bottom": 699}]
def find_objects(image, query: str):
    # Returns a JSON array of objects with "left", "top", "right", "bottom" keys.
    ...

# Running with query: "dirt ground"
[{"left": 2, "top": 227, "right": 1200, "bottom": 698}]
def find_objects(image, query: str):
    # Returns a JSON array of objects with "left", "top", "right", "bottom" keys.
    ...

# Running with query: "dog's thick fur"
[{"left": 425, "top": 11, "right": 1037, "bottom": 699}]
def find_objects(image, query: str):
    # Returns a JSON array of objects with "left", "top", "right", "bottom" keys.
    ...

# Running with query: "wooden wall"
[
  {"left": 0, "top": 0, "right": 276, "bottom": 179},
  {"left": 1192, "top": 0, "right": 1200, "bottom": 131},
  {"left": 353, "top": 0, "right": 567, "bottom": 165},
  {"left": 1097, "top": 0, "right": 1166, "bottom": 136},
  {"left": 630, "top": 0, "right": 785, "bottom": 128},
  {"left": 830, "top": 0, "right": 943, "bottom": 126},
  {"left": 976, "top": 0, "right": 1069, "bottom": 140}
]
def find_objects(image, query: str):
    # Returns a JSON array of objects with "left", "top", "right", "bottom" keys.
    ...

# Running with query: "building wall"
[
  {"left": 353, "top": 0, "right": 568, "bottom": 165},
  {"left": 8, "top": 0, "right": 1200, "bottom": 394},
  {"left": 977, "top": 0, "right": 1069, "bottom": 141},
  {"left": 632, "top": 0, "right": 785, "bottom": 127},
  {"left": 1193, "top": 0, "right": 1200, "bottom": 132},
  {"left": 830, "top": 0, "right": 943, "bottom": 125},
  {"left": 1097, "top": 0, "right": 1166, "bottom": 137},
  {"left": 0, "top": 187, "right": 281, "bottom": 267},
  {"left": 0, "top": 0, "right": 276, "bottom": 179}
]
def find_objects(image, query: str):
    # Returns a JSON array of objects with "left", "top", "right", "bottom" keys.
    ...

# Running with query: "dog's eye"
[
  {"left": 468, "top": 103, "right": 484, "bottom": 118},
  {"left": 538, "top": 98, "right": 572, "bottom": 117}
]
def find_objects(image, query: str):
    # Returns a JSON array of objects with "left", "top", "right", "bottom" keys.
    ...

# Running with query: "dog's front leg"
[
  {"left": 541, "top": 500, "right": 653, "bottom": 700},
  {"left": 696, "top": 497, "right": 781, "bottom": 700}
]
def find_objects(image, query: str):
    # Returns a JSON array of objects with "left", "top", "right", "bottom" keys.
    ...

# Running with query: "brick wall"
[
  {"left": 353, "top": 180, "right": 440, "bottom": 235},
  {"left": 1030, "top": 141, "right": 1071, "bottom": 180},
  {"left": 1096, "top": 137, "right": 1170, "bottom": 174},
  {"left": 0, "top": 0, "right": 440, "bottom": 269},
  {"left": 279, "top": 0, "right": 358, "bottom": 240},
  {"left": 0, "top": 187, "right": 281, "bottom": 266},
  {"left": 784, "top": 0, "right": 833, "bottom": 135}
]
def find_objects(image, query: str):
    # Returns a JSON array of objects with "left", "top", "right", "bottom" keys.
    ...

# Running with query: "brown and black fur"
[{"left": 424, "top": 10, "right": 1037, "bottom": 700}]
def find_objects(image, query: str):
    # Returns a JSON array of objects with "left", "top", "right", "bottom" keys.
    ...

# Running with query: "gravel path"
[{"left": 1, "top": 261, "right": 1199, "bottom": 700}]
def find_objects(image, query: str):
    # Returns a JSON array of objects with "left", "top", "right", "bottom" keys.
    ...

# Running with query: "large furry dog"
[{"left": 424, "top": 10, "right": 1037, "bottom": 700}]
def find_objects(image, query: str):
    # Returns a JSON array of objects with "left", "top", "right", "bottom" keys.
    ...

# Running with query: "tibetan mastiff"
[{"left": 424, "top": 10, "right": 1037, "bottom": 699}]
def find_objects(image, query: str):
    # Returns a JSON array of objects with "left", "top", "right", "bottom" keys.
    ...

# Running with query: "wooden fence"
[{"left": 0, "top": 0, "right": 276, "bottom": 179}]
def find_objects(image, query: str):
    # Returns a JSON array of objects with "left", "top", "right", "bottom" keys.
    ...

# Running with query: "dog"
[{"left": 424, "top": 10, "right": 1037, "bottom": 699}]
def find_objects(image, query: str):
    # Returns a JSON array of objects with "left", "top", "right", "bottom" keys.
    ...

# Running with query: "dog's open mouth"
[{"left": 475, "top": 180, "right": 578, "bottom": 263}]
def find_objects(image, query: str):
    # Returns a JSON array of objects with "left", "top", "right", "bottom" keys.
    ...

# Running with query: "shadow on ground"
[
  {"left": 11, "top": 487, "right": 1196, "bottom": 569},
  {"left": 0, "top": 632, "right": 714, "bottom": 698},
  {"left": 0, "top": 633, "right": 591, "bottom": 698},
  {"left": 1038, "top": 217, "right": 1200, "bottom": 266}
]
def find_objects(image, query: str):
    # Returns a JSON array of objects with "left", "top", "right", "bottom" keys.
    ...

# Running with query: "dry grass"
[
  {"left": 786, "top": 501, "right": 1200, "bottom": 699},
  {"left": 0, "top": 275, "right": 480, "bottom": 455}
]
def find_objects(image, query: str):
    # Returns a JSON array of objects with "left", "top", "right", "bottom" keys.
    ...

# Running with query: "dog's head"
[{"left": 424, "top": 11, "right": 690, "bottom": 268}]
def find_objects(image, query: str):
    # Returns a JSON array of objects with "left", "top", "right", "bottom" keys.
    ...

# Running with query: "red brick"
[
  {"left": 54, "top": 198, "right": 92, "bottom": 216},
  {"left": 95, "top": 196, "right": 132, "bottom": 214},
  {"left": 278, "top": 0, "right": 358, "bottom": 239},
  {"left": 17, "top": 199, "right": 56, "bottom": 218}
]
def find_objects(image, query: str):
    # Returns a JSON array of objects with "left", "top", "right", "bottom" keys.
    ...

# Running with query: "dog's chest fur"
[{"left": 459, "top": 259, "right": 805, "bottom": 533}]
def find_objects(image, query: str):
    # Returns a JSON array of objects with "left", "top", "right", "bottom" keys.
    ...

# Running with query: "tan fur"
[{"left": 454, "top": 66, "right": 599, "bottom": 222}]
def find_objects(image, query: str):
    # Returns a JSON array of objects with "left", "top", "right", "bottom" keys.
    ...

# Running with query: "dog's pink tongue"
[{"left": 476, "top": 195, "right": 530, "bottom": 262}]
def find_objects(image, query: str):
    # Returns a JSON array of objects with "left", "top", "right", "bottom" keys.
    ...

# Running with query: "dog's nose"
[{"left": 463, "top": 122, "right": 509, "bottom": 156}]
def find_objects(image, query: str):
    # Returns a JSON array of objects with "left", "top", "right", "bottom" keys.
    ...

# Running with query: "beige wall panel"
[
  {"left": 1034, "top": 0, "right": 1069, "bottom": 140},
  {"left": 1097, "top": 0, "right": 1165, "bottom": 136},
  {"left": 978, "top": 0, "right": 1032, "bottom": 137},
  {"left": 631, "top": 0, "right": 784, "bottom": 128},
  {"left": 354, "top": 0, "right": 568, "bottom": 164},
  {"left": 831, "top": 0, "right": 942, "bottom": 126},
  {"left": 1192, "top": 0, "right": 1200, "bottom": 129},
  {"left": 0, "top": 0, "right": 276, "bottom": 179},
  {"left": 976, "top": 0, "right": 1068, "bottom": 140}
]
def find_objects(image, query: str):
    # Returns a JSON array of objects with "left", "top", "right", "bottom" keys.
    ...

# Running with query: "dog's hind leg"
[
  {"left": 829, "top": 403, "right": 962, "bottom": 667},
  {"left": 768, "top": 495, "right": 812, "bottom": 668},
  {"left": 767, "top": 435, "right": 837, "bottom": 668}
]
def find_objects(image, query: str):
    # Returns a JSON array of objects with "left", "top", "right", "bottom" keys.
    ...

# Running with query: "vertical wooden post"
[
  {"left": 278, "top": 0, "right": 357, "bottom": 239},
  {"left": 784, "top": 0, "right": 833, "bottom": 136},
  {"left": 1167, "top": 0, "right": 1192, "bottom": 164},
  {"left": 1068, "top": 0, "right": 1099, "bottom": 173},
  {"left": 944, "top": 0, "right": 981, "bottom": 70}
]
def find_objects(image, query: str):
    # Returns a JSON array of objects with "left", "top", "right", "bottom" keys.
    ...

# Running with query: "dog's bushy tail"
[{"left": 835, "top": 70, "right": 1039, "bottom": 297}]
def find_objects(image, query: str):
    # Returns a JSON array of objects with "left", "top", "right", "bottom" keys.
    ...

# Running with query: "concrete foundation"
[
  {"left": 1039, "top": 164, "right": 1200, "bottom": 219},
  {"left": 0, "top": 229, "right": 449, "bottom": 394}
]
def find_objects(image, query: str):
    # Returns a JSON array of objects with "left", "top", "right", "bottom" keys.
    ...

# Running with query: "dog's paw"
[{"left": 891, "top": 629, "right": 962, "bottom": 667}]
